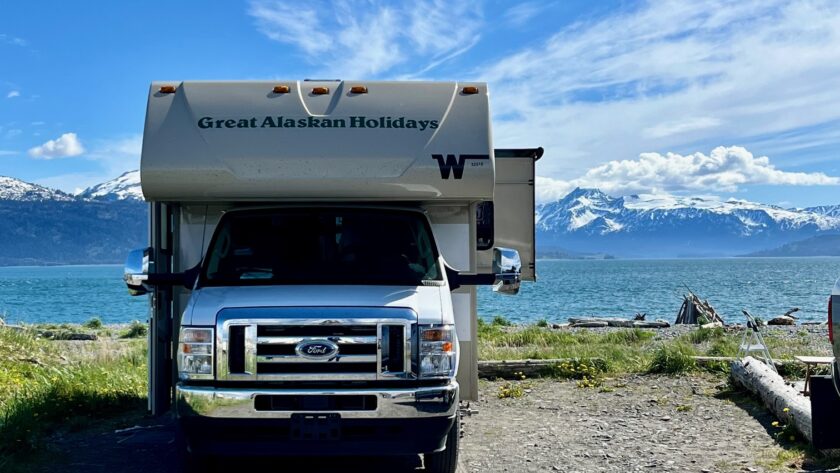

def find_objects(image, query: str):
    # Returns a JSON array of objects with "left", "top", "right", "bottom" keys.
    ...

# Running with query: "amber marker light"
[
  {"left": 350, "top": 85, "right": 368, "bottom": 94},
  {"left": 311, "top": 87, "right": 330, "bottom": 95},
  {"left": 462, "top": 86, "right": 479, "bottom": 95},
  {"left": 159, "top": 85, "right": 177, "bottom": 94},
  {"left": 273, "top": 85, "right": 290, "bottom": 94},
  {"left": 421, "top": 328, "right": 446, "bottom": 341}
]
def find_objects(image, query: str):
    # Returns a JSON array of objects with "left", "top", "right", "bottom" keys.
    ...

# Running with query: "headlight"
[
  {"left": 178, "top": 327, "right": 214, "bottom": 380},
  {"left": 417, "top": 325, "right": 458, "bottom": 378}
]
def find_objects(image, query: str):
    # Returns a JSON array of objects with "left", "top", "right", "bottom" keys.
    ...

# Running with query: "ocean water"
[{"left": 1, "top": 258, "right": 838, "bottom": 325}]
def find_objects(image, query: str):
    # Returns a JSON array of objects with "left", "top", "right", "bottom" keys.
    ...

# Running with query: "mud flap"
[{"left": 810, "top": 375, "right": 840, "bottom": 449}]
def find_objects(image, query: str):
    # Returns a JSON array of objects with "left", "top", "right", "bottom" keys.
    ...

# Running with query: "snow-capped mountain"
[
  {"left": 537, "top": 188, "right": 840, "bottom": 257},
  {"left": 0, "top": 173, "right": 146, "bottom": 265},
  {"left": 804, "top": 205, "right": 840, "bottom": 218},
  {"left": 0, "top": 176, "right": 75, "bottom": 201},
  {"left": 77, "top": 170, "right": 142, "bottom": 201}
]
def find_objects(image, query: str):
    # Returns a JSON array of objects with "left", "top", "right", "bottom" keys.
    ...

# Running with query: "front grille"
[{"left": 216, "top": 309, "right": 414, "bottom": 381}]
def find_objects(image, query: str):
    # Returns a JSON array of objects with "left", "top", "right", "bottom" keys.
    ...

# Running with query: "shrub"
[
  {"left": 536, "top": 319, "right": 549, "bottom": 328},
  {"left": 83, "top": 317, "right": 103, "bottom": 330},
  {"left": 492, "top": 316, "right": 513, "bottom": 327},
  {"left": 120, "top": 321, "right": 147, "bottom": 339},
  {"left": 647, "top": 342, "right": 697, "bottom": 374}
]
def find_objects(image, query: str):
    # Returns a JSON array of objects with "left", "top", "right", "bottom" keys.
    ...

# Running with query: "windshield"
[{"left": 200, "top": 208, "right": 443, "bottom": 286}]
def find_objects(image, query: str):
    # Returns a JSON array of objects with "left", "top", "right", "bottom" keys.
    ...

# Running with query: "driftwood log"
[
  {"left": 675, "top": 289, "right": 725, "bottom": 325},
  {"left": 568, "top": 318, "right": 670, "bottom": 329},
  {"left": 478, "top": 356, "right": 798, "bottom": 379},
  {"left": 478, "top": 358, "right": 607, "bottom": 379},
  {"left": 730, "top": 356, "right": 812, "bottom": 443}
]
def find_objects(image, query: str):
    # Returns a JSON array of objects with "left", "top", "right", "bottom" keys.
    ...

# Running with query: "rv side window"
[{"left": 201, "top": 208, "right": 443, "bottom": 286}]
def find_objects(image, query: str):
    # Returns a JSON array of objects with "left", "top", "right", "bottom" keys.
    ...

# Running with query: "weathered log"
[
  {"left": 568, "top": 317, "right": 611, "bottom": 325},
  {"left": 730, "top": 356, "right": 812, "bottom": 443},
  {"left": 768, "top": 316, "right": 795, "bottom": 326},
  {"left": 633, "top": 320, "right": 670, "bottom": 328},
  {"left": 569, "top": 320, "right": 608, "bottom": 328},
  {"left": 477, "top": 358, "right": 607, "bottom": 379},
  {"left": 782, "top": 308, "right": 801, "bottom": 319}
]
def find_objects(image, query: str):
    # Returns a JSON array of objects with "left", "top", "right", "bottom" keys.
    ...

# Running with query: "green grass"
[
  {"left": 0, "top": 327, "right": 146, "bottom": 469},
  {"left": 647, "top": 342, "right": 697, "bottom": 374},
  {"left": 478, "top": 319, "right": 833, "bottom": 377},
  {"left": 478, "top": 324, "right": 657, "bottom": 373}
]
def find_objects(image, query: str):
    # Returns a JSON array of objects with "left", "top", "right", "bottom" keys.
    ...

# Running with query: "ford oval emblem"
[{"left": 295, "top": 340, "right": 339, "bottom": 359}]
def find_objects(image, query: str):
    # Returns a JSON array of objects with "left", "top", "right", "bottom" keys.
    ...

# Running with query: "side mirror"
[
  {"left": 124, "top": 247, "right": 151, "bottom": 296},
  {"left": 492, "top": 247, "right": 521, "bottom": 295}
]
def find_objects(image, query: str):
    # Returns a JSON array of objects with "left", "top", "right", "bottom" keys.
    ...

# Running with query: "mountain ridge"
[
  {"left": 1, "top": 176, "right": 839, "bottom": 263},
  {"left": 537, "top": 187, "right": 840, "bottom": 258}
]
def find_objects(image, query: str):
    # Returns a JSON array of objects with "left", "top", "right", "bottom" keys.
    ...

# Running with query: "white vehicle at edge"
[{"left": 124, "top": 80, "right": 541, "bottom": 472}]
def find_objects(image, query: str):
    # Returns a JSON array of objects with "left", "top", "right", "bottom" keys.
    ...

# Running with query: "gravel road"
[{"left": 28, "top": 374, "right": 829, "bottom": 473}]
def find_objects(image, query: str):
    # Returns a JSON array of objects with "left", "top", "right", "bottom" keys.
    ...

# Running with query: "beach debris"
[
  {"left": 37, "top": 330, "right": 98, "bottom": 341},
  {"left": 633, "top": 312, "right": 646, "bottom": 321},
  {"left": 675, "top": 288, "right": 725, "bottom": 325},
  {"left": 782, "top": 307, "right": 801, "bottom": 319},
  {"left": 568, "top": 317, "right": 670, "bottom": 329},
  {"left": 767, "top": 308, "right": 800, "bottom": 326},
  {"left": 114, "top": 424, "right": 166, "bottom": 434},
  {"left": 642, "top": 319, "right": 667, "bottom": 328},
  {"left": 730, "top": 356, "right": 812, "bottom": 443},
  {"left": 569, "top": 320, "right": 608, "bottom": 328}
]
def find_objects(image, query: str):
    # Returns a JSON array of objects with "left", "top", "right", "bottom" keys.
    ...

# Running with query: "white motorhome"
[{"left": 124, "top": 80, "right": 540, "bottom": 471}]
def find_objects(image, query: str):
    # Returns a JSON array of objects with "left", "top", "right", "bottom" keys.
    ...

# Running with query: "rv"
[{"left": 124, "top": 80, "right": 541, "bottom": 471}]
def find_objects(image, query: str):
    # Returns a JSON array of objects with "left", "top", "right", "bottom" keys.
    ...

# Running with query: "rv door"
[{"left": 478, "top": 148, "right": 542, "bottom": 280}]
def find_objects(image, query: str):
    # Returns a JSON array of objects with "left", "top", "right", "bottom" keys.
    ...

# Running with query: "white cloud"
[
  {"left": 0, "top": 34, "right": 27, "bottom": 47},
  {"left": 27, "top": 133, "right": 85, "bottom": 159},
  {"left": 247, "top": 0, "right": 482, "bottom": 77},
  {"left": 6, "top": 90, "right": 20, "bottom": 99},
  {"left": 481, "top": 0, "right": 840, "bottom": 182},
  {"left": 503, "top": 1, "right": 545, "bottom": 27},
  {"left": 30, "top": 134, "right": 142, "bottom": 193},
  {"left": 535, "top": 146, "right": 840, "bottom": 203}
]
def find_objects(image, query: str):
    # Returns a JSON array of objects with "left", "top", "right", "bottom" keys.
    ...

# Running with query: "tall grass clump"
[
  {"left": 681, "top": 326, "right": 725, "bottom": 345},
  {"left": 0, "top": 328, "right": 146, "bottom": 463},
  {"left": 120, "top": 320, "right": 148, "bottom": 339},
  {"left": 83, "top": 317, "right": 103, "bottom": 330},
  {"left": 647, "top": 342, "right": 697, "bottom": 374}
]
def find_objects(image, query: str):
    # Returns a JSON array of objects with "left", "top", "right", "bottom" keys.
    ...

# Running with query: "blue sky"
[{"left": 1, "top": 0, "right": 839, "bottom": 207}]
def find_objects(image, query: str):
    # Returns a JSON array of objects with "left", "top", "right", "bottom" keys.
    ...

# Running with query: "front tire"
[
  {"left": 175, "top": 420, "right": 209, "bottom": 473},
  {"left": 424, "top": 417, "right": 459, "bottom": 473}
]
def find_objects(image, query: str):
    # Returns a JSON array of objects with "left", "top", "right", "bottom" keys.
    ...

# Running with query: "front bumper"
[
  {"left": 176, "top": 381, "right": 459, "bottom": 419},
  {"left": 176, "top": 382, "right": 459, "bottom": 456}
]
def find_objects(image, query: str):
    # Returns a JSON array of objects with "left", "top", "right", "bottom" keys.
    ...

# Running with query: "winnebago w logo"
[{"left": 432, "top": 154, "right": 490, "bottom": 179}]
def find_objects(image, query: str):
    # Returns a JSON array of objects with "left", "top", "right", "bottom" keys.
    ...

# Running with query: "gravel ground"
[
  {"left": 460, "top": 374, "right": 822, "bottom": 473},
  {"left": 29, "top": 373, "right": 833, "bottom": 473}
]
